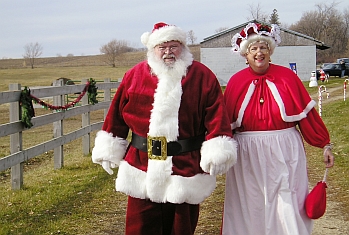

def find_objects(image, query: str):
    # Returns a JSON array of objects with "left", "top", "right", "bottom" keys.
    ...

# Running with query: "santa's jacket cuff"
[
  {"left": 200, "top": 136, "right": 238, "bottom": 174},
  {"left": 91, "top": 130, "right": 128, "bottom": 167}
]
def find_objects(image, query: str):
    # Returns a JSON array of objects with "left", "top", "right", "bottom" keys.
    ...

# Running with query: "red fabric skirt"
[{"left": 125, "top": 196, "right": 200, "bottom": 235}]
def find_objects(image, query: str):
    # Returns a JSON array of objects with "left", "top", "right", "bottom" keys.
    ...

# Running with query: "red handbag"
[{"left": 305, "top": 169, "right": 328, "bottom": 219}]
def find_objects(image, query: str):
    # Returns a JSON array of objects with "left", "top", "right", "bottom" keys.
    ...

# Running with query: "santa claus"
[{"left": 91, "top": 22, "right": 237, "bottom": 235}]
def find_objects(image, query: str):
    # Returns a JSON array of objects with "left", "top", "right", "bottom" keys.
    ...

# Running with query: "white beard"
[
  {"left": 147, "top": 47, "right": 193, "bottom": 80},
  {"left": 147, "top": 47, "right": 193, "bottom": 141}
]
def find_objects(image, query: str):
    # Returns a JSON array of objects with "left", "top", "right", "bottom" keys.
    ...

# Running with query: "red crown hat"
[
  {"left": 231, "top": 22, "right": 281, "bottom": 56},
  {"left": 141, "top": 22, "right": 187, "bottom": 50}
]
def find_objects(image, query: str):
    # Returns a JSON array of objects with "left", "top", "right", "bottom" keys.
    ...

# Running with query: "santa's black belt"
[{"left": 131, "top": 132, "right": 205, "bottom": 160}]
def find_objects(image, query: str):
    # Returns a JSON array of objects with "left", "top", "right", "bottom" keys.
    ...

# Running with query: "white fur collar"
[{"left": 147, "top": 48, "right": 193, "bottom": 142}]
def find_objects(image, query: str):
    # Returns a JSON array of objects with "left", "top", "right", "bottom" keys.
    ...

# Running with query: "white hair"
[{"left": 239, "top": 34, "right": 276, "bottom": 56}]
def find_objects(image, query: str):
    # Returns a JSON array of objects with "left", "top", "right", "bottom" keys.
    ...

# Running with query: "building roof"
[{"left": 200, "top": 19, "right": 330, "bottom": 50}]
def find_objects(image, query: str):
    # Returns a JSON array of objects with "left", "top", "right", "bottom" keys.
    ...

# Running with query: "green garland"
[
  {"left": 87, "top": 78, "right": 98, "bottom": 105},
  {"left": 20, "top": 87, "right": 35, "bottom": 128},
  {"left": 20, "top": 78, "right": 98, "bottom": 129}
]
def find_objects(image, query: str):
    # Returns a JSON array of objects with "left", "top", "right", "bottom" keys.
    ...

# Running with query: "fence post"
[
  {"left": 104, "top": 78, "right": 111, "bottom": 119},
  {"left": 9, "top": 83, "right": 23, "bottom": 190},
  {"left": 53, "top": 79, "right": 64, "bottom": 169},
  {"left": 81, "top": 79, "right": 90, "bottom": 155}
]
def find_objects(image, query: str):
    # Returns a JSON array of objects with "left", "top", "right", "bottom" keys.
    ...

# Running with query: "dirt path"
[
  {"left": 310, "top": 86, "right": 346, "bottom": 104},
  {"left": 312, "top": 201, "right": 349, "bottom": 234},
  {"left": 310, "top": 85, "right": 349, "bottom": 234}
]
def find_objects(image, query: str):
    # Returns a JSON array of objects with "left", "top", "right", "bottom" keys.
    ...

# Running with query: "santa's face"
[
  {"left": 245, "top": 41, "right": 270, "bottom": 74},
  {"left": 154, "top": 41, "right": 183, "bottom": 65}
]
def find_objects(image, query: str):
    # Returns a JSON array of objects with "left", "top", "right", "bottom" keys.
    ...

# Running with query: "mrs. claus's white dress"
[{"left": 222, "top": 64, "right": 330, "bottom": 235}]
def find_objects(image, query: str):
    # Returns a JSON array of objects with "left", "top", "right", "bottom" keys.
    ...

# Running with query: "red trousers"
[{"left": 125, "top": 196, "right": 200, "bottom": 235}]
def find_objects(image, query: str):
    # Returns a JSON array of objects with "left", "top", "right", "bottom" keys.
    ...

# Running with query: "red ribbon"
[{"left": 31, "top": 81, "right": 90, "bottom": 111}]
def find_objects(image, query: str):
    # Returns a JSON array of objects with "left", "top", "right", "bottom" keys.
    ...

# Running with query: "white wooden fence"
[{"left": 0, "top": 78, "right": 120, "bottom": 190}]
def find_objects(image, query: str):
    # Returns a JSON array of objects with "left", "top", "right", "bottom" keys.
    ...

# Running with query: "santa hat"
[
  {"left": 141, "top": 22, "right": 187, "bottom": 50},
  {"left": 231, "top": 22, "right": 281, "bottom": 56}
]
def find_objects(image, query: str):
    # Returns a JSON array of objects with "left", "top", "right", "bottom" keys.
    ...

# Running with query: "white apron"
[{"left": 222, "top": 127, "right": 313, "bottom": 235}]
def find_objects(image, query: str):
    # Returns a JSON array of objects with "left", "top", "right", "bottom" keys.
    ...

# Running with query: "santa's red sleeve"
[{"left": 91, "top": 77, "right": 129, "bottom": 169}]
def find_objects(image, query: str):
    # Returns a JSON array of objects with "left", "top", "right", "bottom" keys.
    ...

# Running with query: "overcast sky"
[{"left": 1, "top": 0, "right": 348, "bottom": 59}]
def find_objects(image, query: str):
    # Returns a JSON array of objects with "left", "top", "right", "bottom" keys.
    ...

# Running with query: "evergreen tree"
[{"left": 269, "top": 9, "right": 280, "bottom": 25}]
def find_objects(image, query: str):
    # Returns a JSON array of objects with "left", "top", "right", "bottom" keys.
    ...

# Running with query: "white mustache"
[{"left": 162, "top": 54, "right": 175, "bottom": 59}]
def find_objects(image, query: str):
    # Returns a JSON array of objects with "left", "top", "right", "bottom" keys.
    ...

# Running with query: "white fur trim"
[
  {"left": 140, "top": 32, "right": 151, "bottom": 48},
  {"left": 148, "top": 62, "right": 184, "bottom": 141},
  {"left": 200, "top": 136, "right": 238, "bottom": 175},
  {"left": 115, "top": 160, "right": 216, "bottom": 204},
  {"left": 266, "top": 80, "right": 316, "bottom": 122},
  {"left": 141, "top": 25, "right": 187, "bottom": 49},
  {"left": 91, "top": 130, "right": 128, "bottom": 166},
  {"left": 231, "top": 81, "right": 256, "bottom": 130},
  {"left": 146, "top": 158, "right": 173, "bottom": 202}
]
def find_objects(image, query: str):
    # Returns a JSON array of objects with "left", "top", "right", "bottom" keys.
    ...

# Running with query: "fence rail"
[{"left": 0, "top": 78, "right": 120, "bottom": 190}]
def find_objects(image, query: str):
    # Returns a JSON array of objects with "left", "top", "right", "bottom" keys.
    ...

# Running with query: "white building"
[{"left": 200, "top": 19, "right": 330, "bottom": 84}]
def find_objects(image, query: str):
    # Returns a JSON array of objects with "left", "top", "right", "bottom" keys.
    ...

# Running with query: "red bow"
[{"left": 253, "top": 74, "right": 274, "bottom": 85}]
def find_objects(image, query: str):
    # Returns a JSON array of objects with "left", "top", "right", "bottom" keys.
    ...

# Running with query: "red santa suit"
[
  {"left": 92, "top": 22, "right": 237, "bottom": 235},
  {"left": 320, "top": 69, "right": 326, "bottom": 82},
  {"left": 222, "top": 64, "right": 330, "bottom": 235}
]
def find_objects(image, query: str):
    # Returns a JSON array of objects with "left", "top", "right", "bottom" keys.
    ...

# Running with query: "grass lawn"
[{"left": 0, "top": 66, "right": 348, "bottom": 234}]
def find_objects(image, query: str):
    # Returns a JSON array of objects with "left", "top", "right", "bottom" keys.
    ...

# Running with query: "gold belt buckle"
[{"left": 147, "top": 135, "right": 167, "bottom": 160}]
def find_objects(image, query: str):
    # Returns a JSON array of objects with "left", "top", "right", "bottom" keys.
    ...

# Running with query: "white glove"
[
  {"left": 208, "top": 163, "right": 228, "bottom": 176},
  {"left": 200, "top": 136, "right": 238, "bottom": 176},
  {"left": 101, "top": 161, "right": 116, "bottom": 175}
]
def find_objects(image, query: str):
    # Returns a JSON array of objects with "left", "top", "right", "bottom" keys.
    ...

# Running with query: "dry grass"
[
  {"left": 0, "top": 45, "right": 200, "bottom": 92},
  {"left": 0, "top": 45, "right": 200, "bottom": 70},
  {"left": 0, "top": 66, "right": 129, "bottom": 92}
]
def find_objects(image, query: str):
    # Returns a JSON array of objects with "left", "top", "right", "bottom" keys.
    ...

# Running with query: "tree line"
[
  {"left": 289, "top": 2, "right": 349, "bottom": 63},
  {"left": 244, "top": 1, "right": 349, "bottom": 63}
]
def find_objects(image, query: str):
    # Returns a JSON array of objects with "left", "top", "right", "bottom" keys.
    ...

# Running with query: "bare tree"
[
  {"left": 342, "top": 6, "right": 349, "bottom": 52},
  {"left": 247, "top": 3, "right": 268, "bottom": 22},
  {"left": 187, "top": 30, "right": 197, "bottom": 45},
  {"left": 23, "top": 42, "right": 43, "bottom": 69},
  {"left": 289, "top": 1, "right": 349, "bottom": 62},
  {"left": 100, "top": 39, "right": 130, "bottom": 67}
]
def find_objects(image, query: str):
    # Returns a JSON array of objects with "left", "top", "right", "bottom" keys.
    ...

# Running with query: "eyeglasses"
[
  {"left": 156, "top": 44, "right": 180, "bottom": 52},
  {"left": 248, "top": 46, "right": 269, "bottom": 54}
]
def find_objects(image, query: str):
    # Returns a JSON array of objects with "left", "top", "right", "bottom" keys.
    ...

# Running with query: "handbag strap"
[{"left": 322, "top": 168, "right": 328, "bottom": 182}]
